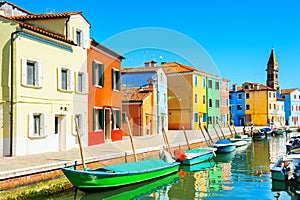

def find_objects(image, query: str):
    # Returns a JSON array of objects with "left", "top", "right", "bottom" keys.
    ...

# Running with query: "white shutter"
[
  {"left": 82, "top": 30, "right": 86, "bottom": 48},
  {"left": 83, "top": 72, "right": 88, "bottom": 93},
  {"left": 28, "top": 113, "right": 34, "bottom": 137},
  {"left": 40, "top": 113, "right": 46, "bottom": 136},
  {"left": 75, "top": 71, "right": 79, "bottom": 93},
  {"left": 72, "top": 114, "right": 77, "bottom": 135},
  {"left": 37, "top": 61, "right": 43, "bottom": 87},
  {"left": 21, "top": 57, "right": 27, "bottom": 86},
  {"left": 69, "top": 69, "right": 74, "bottom": 91},
  {"left": 73, "top": 27, "right": 77, "bottom": 45},
  {"left": 57, "top": 67, "right": 62, "bottom": 90}
]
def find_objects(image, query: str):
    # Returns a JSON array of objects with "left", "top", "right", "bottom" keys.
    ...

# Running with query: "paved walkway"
[{"left": 0, "top": 127, "right": 244, "bottom": 180}]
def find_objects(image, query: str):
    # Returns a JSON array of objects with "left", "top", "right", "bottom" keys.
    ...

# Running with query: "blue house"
[
  {"left": 281, "top": 88, "right": 300, "bottom": 126},
  {"left": 121, "top": 61, "right": 168, "bottom": 134},
  {"left": 229, "top": 84, "right": 246, "bottom": 126}
]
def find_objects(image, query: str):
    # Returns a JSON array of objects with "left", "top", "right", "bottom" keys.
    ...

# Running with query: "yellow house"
[
  {"left": 162, "top": 62, "right": 207, "bottom": 130},
  {"left": 0, "top": 7, "right": 90, "bottom": 156},
  {"left": 243, "top": 82, "right": 277, "bottom": 126}
]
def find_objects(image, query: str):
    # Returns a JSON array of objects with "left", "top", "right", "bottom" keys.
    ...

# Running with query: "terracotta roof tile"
[
  {"left": 162, "top": 62, "right": 200, "bottom": 74},
  {"left": 281, "top": 88, "right": 298, "bottom": 94},
  {"left": 121, "top": 67, "right": 161, "bottom": 73},
  {"left": 122, "top": 88, "right": 152, "bottom": 102}
]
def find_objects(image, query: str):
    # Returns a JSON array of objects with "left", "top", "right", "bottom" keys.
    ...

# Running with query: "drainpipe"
[
  {"left": 65, "top": 17, "right": 70, "bottom": 39},
  {"left": 9, "top": 29, "right": 22, "bottom": 157}
]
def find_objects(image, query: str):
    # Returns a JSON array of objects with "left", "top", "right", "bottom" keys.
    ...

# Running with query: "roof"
[
  {"left": 267, "top": 48, "right": 278, "bottom": 67},
  {"left": 8, "top": 11, "right": 90, "bottom": 26},
  {"left": 162, "top": 62, "right": 200, "bottom": 74},
  {"left": 122, "top": 88, "right": 152, "bottom": 102},
  {"left": 281, "top": 88, "right": 298, "bottom": 95},
  {"left": 122, "top": 67, "right": 162, "bottom": 73},
  {"left": 242, "top": 82, "right": 276, "bottom": 91},
  {"left": 122, "top": 73, "right": 157, "bottom": 88}
]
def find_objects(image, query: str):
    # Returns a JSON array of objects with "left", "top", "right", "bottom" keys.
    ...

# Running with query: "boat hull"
[
  {"left": 182, "top": 148, "right": 216, "bottom": 165},
  {"left": 214, "top": 145, "right": 236, "bottom": 153},
  {"left": 271, "top": 155, "right": 300, "bottom": 182},
  {"left": 62, "top": 159, "right": 180, "bottom": 191}
]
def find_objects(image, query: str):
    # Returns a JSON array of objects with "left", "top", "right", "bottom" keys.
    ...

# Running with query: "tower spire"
[{"left": 266, "top": 48, "right": 279, "bottom": 90}]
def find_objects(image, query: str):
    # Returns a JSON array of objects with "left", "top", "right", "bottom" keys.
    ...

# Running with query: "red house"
[{"left": 87, "top": 39, "right": 124, "bottom": 146}]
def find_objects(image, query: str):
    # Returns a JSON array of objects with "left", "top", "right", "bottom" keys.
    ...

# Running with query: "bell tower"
[{"left": 266, "top": 48, "right": 279, "bottom": 90}]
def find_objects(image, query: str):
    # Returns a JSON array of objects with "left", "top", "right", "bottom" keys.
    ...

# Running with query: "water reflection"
[{"left": 43, "top": 133, "right": 300, "bottom": 199}]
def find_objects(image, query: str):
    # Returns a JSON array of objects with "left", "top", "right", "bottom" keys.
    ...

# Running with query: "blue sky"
[{"left": 9, "top": 0, "right": 300, "bottom": 89}]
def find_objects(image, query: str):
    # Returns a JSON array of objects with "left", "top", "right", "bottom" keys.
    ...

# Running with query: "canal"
[{"left": 41, "top": 133, "right": 298, "bottom": 200}]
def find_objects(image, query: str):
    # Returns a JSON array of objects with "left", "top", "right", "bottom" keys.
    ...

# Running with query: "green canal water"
[{"left": 42, "top": 133, "right": 300, "bottom": 200}]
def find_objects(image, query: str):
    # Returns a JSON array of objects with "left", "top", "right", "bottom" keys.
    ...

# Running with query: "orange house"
[{"left": 87, "top": 39, "right": 124, "bottom": 146}]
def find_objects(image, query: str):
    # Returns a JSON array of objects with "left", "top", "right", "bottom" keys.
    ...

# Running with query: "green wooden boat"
[{"left": 62, "top": 158, "right": 180, "bottom": 192}]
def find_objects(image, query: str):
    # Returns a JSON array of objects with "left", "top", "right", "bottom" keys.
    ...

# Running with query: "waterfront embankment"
[{"left": 0, "top": 127, "right": 244, "bottom": 199}]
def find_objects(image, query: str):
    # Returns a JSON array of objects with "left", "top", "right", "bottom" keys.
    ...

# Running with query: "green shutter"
[
  {"left": 93, "top": 108, "right": 97, "bottom": 131},
  {"left": 92, "top": 61, "right": 97, "bottom": 86},
  {"left": 100, "top": 64, "right": 104, "bottom": 86},
  {"left": 112, "top": 68, "right": 115, "bottom": 89},
  {"left": 100, "top": 109, "right": 104, "bottom": 130},
  {"left": 116, "top": 71, "right": 120, "bottom": 90}
]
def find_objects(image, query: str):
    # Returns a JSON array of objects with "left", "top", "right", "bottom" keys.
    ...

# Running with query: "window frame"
[
  {"left": 21, "top": 57, "right": 43, "bottom": 88},
  {"left": 57, "top": 67, "right": 74, "bottom": 92},
  {"left": 76, "top": 71, "right": 88, "bottom": 94},
  {"left": 28, "top": 112, "right": 46, "bottom": 139},
  {"left": 73, "top": 26, "right": 86, "bottom": 48}
]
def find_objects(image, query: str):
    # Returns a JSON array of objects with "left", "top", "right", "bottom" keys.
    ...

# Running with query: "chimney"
[
  {"left": 150, "top": 60, "right": 157, "bottom": 67},
  {"left": 144, "top": 61, "right": 150, "bottom": 67}
]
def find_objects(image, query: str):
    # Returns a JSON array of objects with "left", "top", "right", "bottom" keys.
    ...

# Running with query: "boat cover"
[
  {"left": 215, "top": 139, "right": 232, "bottom": 144},
  {"left": 101, "top": 158, "right": 172, "bottom": 172}
]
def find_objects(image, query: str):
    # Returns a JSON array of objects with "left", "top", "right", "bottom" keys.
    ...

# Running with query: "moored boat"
[
  {"left": 272, "top": 128, "right": 285, "bottom": 136},
  {"left": 211, "top": 139, "right": 236, "bottom": 153},
  {"left": 179, "top": 148, "right": 217, "bottom": 165},
  {"left": 181, "top": 160, "right": 216, "bottom": 172},
  {"left": 271, "top": 154, "right": 300, "bottom": 181},
  {"left": 252, "top": 131, "right": 266, "bottom": 140},
  {"left": 260, "top": 127, "right": 273, "bottom": 135},
  {"left": 62, "top": 158, "right": 180, "bottom": 192},
  {"left": 230, "top": 140, "right": 248, "bottom": 147}
]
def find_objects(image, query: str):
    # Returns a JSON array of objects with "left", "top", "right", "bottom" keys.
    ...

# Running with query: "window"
[
  {"left": 215, "top": 100, "right": 220, "bottom": 108},
  {"left": 28, "top": 113, "right": 46, "bottom": 138},
  {"left": 244, "top": 85, "right": 249, "bottom": 89},
  {"left": 203, "top": 95, "right": 206, "bottom": 104},
  {"left": 208, "top": 80, "right": 212, "bottom": 89},
  {"left": 112, "top": 68, "right": 121, "bottom": 91},
  {"left": 57, "top": 67, "right": 74, "bottom": 91},
  {"left": 194, "top": 76, "right": 198, "bottom": 86},
  {"left": 238, "top": 94, "right": 242, "bottom": 99},
  {"left": 93, "top": 108, "right": 104, "bottom": 131},
  {"left": 76, "top": 71, "right": 88, "bottom": 93},
  {"left": 202, "top": 78, "right": 206, "bottom": 88},
  {"left": 215, "top": 81, "right": 220, "bottom": 90},
  {"left": 194, "top": 94, "right": 198, "bottom": 103},
  {"left": 237, "top": 104, "right": 242, "bottom": 110},
  {"left": 122, "top": 112, "right": 127, "bottom": 122},
  {"left": 112, "top": 109, "right": 121, "bottom": 129},
  {"left": 194, "top": 113, "right": 198, "bottom": 123},
  {"left": 209, "top": 99, "right": 212, "bottom": 107},
  {"left": 74, "top": 27, "right": 85, "bottom": 48},
  {"left": 73, "top": 113, "right": 84, "bottom": 135},
  {"left": 295, "top": 95, "right": 297, "bottom": 99},
  {"left": 92, "top": 61, "right": 104, "bottom": 87},
  {"left": 226, "top": 99, "right": 229, "bottom": 106},
  {"left": 21, "top": 57, "right": 42, "bottom": 87},
  {"left": 246, "top": 104, "right": 250, "bottom": 110},
  {"left": 269, "top": 104, "right": 272, "bottom": 109},
  {"left": 246, "top": 93, "right": 250, "bottom": 99},
  {"left": 220, "top": 98, "right": 223, "bottom": 106}
]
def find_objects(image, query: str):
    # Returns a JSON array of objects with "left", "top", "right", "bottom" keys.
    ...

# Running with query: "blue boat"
[
  {"left": 181, "top": 148, "right": 216, "bottom": 165},
  {"left": 260, "top": 127, "right": 272, "bottom": 134},
  {"left": 211, "top": 139, "right": 236, "bottom": 153},
  {"left": 252, "top": 131, "right": 266, "bottom": 140}
]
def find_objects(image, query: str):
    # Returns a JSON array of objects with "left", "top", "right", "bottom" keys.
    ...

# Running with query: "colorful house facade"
[
  {"left": 87, "top": 39, "right": 124, "bottom": 146},
  {"left": 229, "top": 84, "right": 246, "bottom": 126},
  {"left": 162, "top": 62, "right": 210, "bottom": 130},
  {"left": 220, "top": 78, "right": 230, "bottom": 127},
  {"left": 206, "top": 76, "right": 221, "bottom": 129},
  {"left": 0, "top": 5, "right": 90, "bottom": 156},
  {"left": 243, "top": 82, "right": 277, "bottom": 126},
  {"left": 121, "top": 63, "right": 168, "bottom": 134},
  {"left": 122, "top": 84, "right": 156, "bottom": 136},
  {"left": 281, "top": 88, "right": 300, "bottom": 126}
]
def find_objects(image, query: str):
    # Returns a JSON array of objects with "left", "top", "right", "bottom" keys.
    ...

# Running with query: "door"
[
  {"left": 55, "top": 114, "right": 66, "bottom": 151},
  {"left": 104, "top": 109, "right": 111, "bottom": 140}
]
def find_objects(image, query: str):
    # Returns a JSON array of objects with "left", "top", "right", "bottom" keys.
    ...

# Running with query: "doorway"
[
  {"left": 104, "top": 108, "right": 111, "bottom": 140},
  {"left": 55, "top": 114, "right": 66, "bottom": 151}
]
